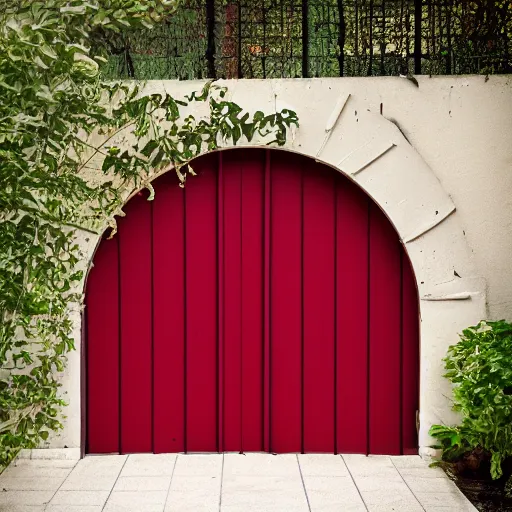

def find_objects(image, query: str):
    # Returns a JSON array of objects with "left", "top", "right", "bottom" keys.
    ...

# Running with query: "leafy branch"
[{"left": 0, "top": 0, "right": 297, "bottom": 468}]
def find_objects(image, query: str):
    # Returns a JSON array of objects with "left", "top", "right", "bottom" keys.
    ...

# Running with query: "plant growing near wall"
[
  {"left": 429, "top": 320, "right": 512, "bottom": 488},
  {"left": 0, "top": 0, "right": 297, "bottom": 468}
]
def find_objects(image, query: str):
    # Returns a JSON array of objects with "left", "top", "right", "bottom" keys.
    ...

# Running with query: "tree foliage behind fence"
[{"left": 102, "top": 0, "right": 512, "bottom": 80}]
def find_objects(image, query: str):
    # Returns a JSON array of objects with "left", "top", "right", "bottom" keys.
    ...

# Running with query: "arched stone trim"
[{"left": 71, "top": 80, "right": 486, "bottom": 457}]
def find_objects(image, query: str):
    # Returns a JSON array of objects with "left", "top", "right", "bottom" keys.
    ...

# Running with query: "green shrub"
[{"left": 429, "top": 320, "right": 512, "bottom": 480}]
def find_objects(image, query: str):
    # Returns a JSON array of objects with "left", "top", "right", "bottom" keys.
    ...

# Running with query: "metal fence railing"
[{"left": 101, "top": 0, "right": 512, "bottom": 80}]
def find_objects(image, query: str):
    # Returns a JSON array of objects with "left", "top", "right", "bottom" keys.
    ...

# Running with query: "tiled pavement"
[{"left": 0, "top": 453, "right": 477, "bottom": 512}]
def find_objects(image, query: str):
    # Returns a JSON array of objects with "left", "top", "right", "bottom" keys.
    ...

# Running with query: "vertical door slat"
[
  {"left": 86, "top": 237, "right": 120, "bottom": 453},
  {"left": 369, "top": 204, "right": 402, "bottom": 455},
  {"left": 152, "top": 174, "right": 186, "bottom": 453},
  {"left": 263, "top": 151, "right": 272, "bottom": 453},
  {"left": 222, "top": 151, "right": 242, "bottom": 451},
  {"left": 217, "top": 153, "right": 225, "bottom": 453},
  {"left": 118, "top": 193, "right": 153, "bottom": 453},
  {"left": 335, "top": 184, "right": 370, "bottom": 454},
  {"left": 302, "top": 162, "right": 336, "bottom": 452},
  {"left": 185, "top": 155, "right": 218, "bottom": 451},
  {"left": 270, "top": 152, "right": 303, "bottom": 452},
  {"left": 241, "top": 150, "right": 265, "bottom": 452},
  {"left": 402, "top": 255, "right": 420, "bottom": 454}
]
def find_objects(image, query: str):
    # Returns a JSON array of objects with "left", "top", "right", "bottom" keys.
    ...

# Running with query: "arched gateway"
[{"left": 85, "top": 148, "right": 419, "bottom": 456}]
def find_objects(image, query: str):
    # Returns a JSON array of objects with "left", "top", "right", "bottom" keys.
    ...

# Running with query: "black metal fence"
[{"left": 102, "top": 0, "right": 512, "bottom": 80}]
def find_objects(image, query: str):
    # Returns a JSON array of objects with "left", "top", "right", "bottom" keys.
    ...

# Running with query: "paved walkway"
[{"left": 0, "top": 453, "right": 476, "bottom": 512}]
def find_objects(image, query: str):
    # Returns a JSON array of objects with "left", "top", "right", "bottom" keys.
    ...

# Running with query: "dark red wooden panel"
[
  {"left": 263, "top": 152, "right": 271, "bottom": 453},
  {"left": 152, "top": 173, "right": 185, "bottom": 453},
  {"left": 185, "top": 155, "right": 218, "bottom": 452},
  {"left": 241, "top": 151, "right": 265, "bottom": 452},
  {"left": 402, "top": 254, "right": 420, "bottom": 454},
  {"left": 336, "top": 183, "right": 369, "bottom": 454},
  {"left": 87, "top": 148, "right": 420, "bottom": 457},
  {"left": 303, "top": 162, "right": 335, "bottom": 452},
  {"left": 222, "top": 151, "right": 243, "bottom": 451},
  {"left": 270, "top": 152, "right": 303, "bottom": 453},
  {"left": 86, "top": 237, "right": 120, "bottom": 454},
  {"left": 118, "top": 193, "right": 152, "bottom": 453},
  {"left": 217, "top": 154, "right": 225, "bottom": 453},
  {"left": 369, "top": 204, "right": 402, "bottom": 455}
]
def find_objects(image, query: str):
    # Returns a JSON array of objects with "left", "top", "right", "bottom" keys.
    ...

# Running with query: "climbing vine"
[{"left": 0, "top": 0, "right": 297, "bottom": 467}]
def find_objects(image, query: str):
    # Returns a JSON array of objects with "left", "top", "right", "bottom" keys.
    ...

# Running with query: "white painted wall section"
[{"left": 47, "top": 76, "right": 510, "bottom": 458}]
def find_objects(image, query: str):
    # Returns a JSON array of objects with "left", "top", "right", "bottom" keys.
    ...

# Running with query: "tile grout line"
[
  {"left": 162, "top": 454, "right": 180, "bottom": 512},
  {"left": 340, "top": 455, "right": 370, "bottom": 512},
  {"left": 43, "top": 459, "right": 80, "bottom": 511},
  {"left": 100, "top": 455, "right": 129, "bottom": 512},
  {"left": 296, "top": 454, "right": 312, "bottom": 512},
  {"left": 218, "top": 453, "right": 225, "bottom": 512},
  {"left": 390, "top": 457, "right": 427, "bottom": 512}
]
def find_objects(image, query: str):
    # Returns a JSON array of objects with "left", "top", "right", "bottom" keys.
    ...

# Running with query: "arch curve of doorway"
[
  {"left": 79, "top": 84, "right": 486, "bottom": 457},
  {"left": 85, "top": 148, "right": 420, "bottom": 456}
]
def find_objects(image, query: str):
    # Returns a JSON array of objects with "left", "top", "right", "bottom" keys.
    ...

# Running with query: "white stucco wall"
[{"left": 44, "top": 75, "right": 512, "bottom": 459}]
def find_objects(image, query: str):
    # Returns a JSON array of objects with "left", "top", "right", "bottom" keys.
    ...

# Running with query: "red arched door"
[{"left": 85, "top": 149, "right": 419, "bottom": 455}]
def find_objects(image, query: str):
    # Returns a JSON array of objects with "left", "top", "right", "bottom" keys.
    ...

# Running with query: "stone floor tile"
[
  {"left": 360, "top": 486, "right": 420, "bottom": 506},
  {"left": 223, "top": 453, "right": 299, "bottom": 477},
  {"left": 366, "top": 502, "right": 424, "bottom": 512},
  {"left": 10, "top": 458, "right": 77, "bottom": 469},
  {"left": 60, "top": 456, "right": 126, "bottom": 491},
  {"left": 221, "top": 504, "right": 309, "bottom": 512},
  {"left": 221, "top": 475, "right": 308, "bottom": 511},
  {"left": 302, "top": 475, "right": 366, "bottom": 512},
  {"left": 351, "top": 476, "right": 408, "bottom": 492},
  {"left": 81, "top": 455, "right": 126, "bottom": 465},
  {"left": 423, "top": 506, "right": 476, "bottom": 512},
  {"left": 78, "top": 455, "right": 127, "bottom": 473},
  {"left": 415, "top": 491, "right": 478, "bottom": 510},
  {"left": 302, "top": 474, "right": 361, "bottom": 492},
  {"left": 402, "top": 475, "right": 460, "bottom": 493},
  {"left": 1, "top": 464, "right": 72, "bottom": 479},
  {"left": 121, "top": 454, "right": 177, "bottom": 477},
  {"left": 103, "top": 504, "right": 162, "bottom": 512},
  {"left": 60, "top": 473, "right": 119, "bottom": 491},
  {"left": 343, "top": 454, "right": 399, "bottom": 478},
  {"left": 104, "top": 490, "right": 167, "bottom": 512},
  {"left": 29, "top": 448, "right": 81, "bottom": 461},
  {"left": 222, "top": 474, "right": 305, "bottom": 492},
  {"left": 0, "top": 476, "right": 66, "bottom": 491},
  {"left": 0, "top": 453, "right": 478, "bottom": 512},
  {"left": 389, "top": 455, "right": 429, "bottom": 469},
  {"left": 14, "top": 449, "right": 33, "bottom": 460},
  {"left": 114, "top": 476, "right": 171, "bottom": 491},
  {"left": 168, "top": 474, "right": 221, "bottom": 491},
  {"left": 297, "top": 454, "right": 350, "bottom": 476},
  {"left": 397, "top": 466, "right": 447, "bottom": 479},
  {"left": 0, "top": 490, "right": 54, "bottom": 506},
  {"left": 46, "top": 506, "right": 103, "bottom": 512},
  {"left": 49, "top": 490, "right": 110, "bottom": 506},
  {"left": 222, "top": 494, "right": 309, "bottom": 512},
  {"left": 173, "top": 454, "right": 222, "bottom": 477},
  {"left": 164, "top": 475, "right": 221, "bottom": 512},
  {"left": 0, "top": 506, "right": 45, "bottom": 512},
  {"left": 309, "top": 505, "right": 367, "bottom": 512}
]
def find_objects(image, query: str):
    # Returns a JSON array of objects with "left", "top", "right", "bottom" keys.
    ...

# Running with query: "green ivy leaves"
[
  {"left": 99, "top": 82, "right": 298, "bottom": 190},
  {"left": 429, "top": 320, "right": 512, "bottom": 480},
  {"left": 0, "top": 0, "right": 297, "bottom": 469}
]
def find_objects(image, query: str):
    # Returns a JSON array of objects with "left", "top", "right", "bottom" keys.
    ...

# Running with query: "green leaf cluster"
[
  {"left": 0, "top": 0, "right": 297, "bottom": 468},
  {"left": 429, "top": 320, "right": 512, "bottom": 480}
]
